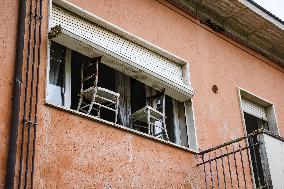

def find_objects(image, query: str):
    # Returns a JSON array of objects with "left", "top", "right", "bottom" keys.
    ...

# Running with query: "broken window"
[{"left": 47, "top": 41, "right": 196, "bottom": 148}]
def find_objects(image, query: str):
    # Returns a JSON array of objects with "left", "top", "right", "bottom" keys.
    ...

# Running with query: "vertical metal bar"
[
  {"left": 202, "top": 154, "right": 208, "bottom": 189},
  {"left": 245, "top": 138, "right": 254, "bottom": 188},
  {"left": 18, "top": 0, "right": 33, "bottom": 188},
  {"left": 238, "top": 143, "right": 247, "bottom": 188},
  {"left": 226, "top": 146, "right": 233, "bottom": 188},
  {"left": 249, "top": 137, "right": 261, "bottom": 188},
  {"left": 208, "top": 154, "right": 214, "bottom": 188},
  {"left": 24, "top": 0, "right": 39, "bottom": 188},
  {"left": 232, "top": 144, "right": 240, "bottom": 189},
  {"left": 214, "top": 151, "right": 220, "bottom": 189},
  {"left": 30, "top": 0, "right": 42, "bottom": 188},
  {"left": 6, "top": 0, "right": 27, "bottom": 187},
  {"left": 219, "top": 149, "right": 227, "bottom": 189},
  {"left": 147, "top": 108, "right": 151, "bottom": 135}
]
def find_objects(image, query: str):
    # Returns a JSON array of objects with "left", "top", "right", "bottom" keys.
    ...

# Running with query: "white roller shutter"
[
  {"left": 49, "top": 4, "right": 195, "bottom": 102},
  {"left": 241, "top": 98, "right": 267, "bottom": 121}
]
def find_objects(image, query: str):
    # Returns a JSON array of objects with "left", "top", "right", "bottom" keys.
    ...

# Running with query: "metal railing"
[{"left": 197, "top": 130, "right": 272, "bottom": 189}]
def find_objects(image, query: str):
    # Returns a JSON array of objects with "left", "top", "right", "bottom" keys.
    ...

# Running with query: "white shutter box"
[
  {"left": 49, "top": 4, "right": 195, "bottom": 102},
  {"left": 241, "top": 98, "right": 267, "bottom": 121}
]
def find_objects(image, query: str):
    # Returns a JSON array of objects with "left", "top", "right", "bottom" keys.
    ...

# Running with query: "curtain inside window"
[{"left": 115, "top": 71, "right": 131, "bottom": 127}]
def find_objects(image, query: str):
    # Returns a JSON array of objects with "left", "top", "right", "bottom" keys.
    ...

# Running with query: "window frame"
[{"left": 237, "top": 87, "right": 279, "bottom": 135}]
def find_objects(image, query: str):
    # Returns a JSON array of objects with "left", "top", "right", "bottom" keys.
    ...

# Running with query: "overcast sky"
[{"left": 253, "top": 0, "right": 284, "bottom": 20}]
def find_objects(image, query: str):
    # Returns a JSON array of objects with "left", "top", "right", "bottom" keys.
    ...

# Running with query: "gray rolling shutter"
[
  {"left": 241, "top": 98, "right": 267, "bottom": 121},
  {"left": 49, "top": 4, "right": 195, "bottom": 102}
]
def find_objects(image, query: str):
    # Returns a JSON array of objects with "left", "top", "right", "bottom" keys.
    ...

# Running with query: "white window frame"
[{"left": 237, "top": 87, "right": 279, "bottom": 134}]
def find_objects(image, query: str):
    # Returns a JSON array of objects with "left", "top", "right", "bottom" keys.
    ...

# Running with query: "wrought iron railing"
[{"left": 197, "top": 130, "right": 272, "bottom": 189}]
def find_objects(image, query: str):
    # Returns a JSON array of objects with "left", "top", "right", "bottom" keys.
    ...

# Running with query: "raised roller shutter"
[
  {"left": 49, "top": 4, "right": 195, "bottom": 102},
  {"left": 241, "top": 98, "right": 267, "bottom": 121}
]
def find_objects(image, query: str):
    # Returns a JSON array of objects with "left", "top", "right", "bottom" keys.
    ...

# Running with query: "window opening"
[{"left": 48, "top": 42, "right": 196, "bottom": 148}]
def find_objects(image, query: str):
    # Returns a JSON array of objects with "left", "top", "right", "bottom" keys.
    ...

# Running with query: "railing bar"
[
  {"left": 232, "top": 145, "right": 240, "bottom": 189},
  {"left": 245, "top": 138, "right": 254, "bottom": 188},
  {"left": 219, "top": 149, "right": 227, "bottom": 189},
  {"left": 202, "top": 154, "right": 208, "bottom": 189},
  {"left": 249, "top": 137, "right": 261, "bottom": 188},
  {"left": 214, "top": 151, "right": 220, "bottom": 189},
  {"left": 199, "top": 129, "right": 263, "bottom": 155},
  {"left": 226, "top": 146, "right": 233, "bottom": 188},
  {"left": 239, "top": 143, "right": 247, "bottom": 189},
  {"left": 197, "top": 143, "right": 260, "bottom": 166},
  {"left": 208, "top": 154, "right": 215, "bottom": 188}
]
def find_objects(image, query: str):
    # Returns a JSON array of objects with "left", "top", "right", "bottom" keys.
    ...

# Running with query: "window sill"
[{"left": 44, "top": 102, "right": 198, "bottom": 154}]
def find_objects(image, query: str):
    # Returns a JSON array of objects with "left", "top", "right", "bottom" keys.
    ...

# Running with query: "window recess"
[
  {"left": 48, "top": 4, "right": 195, "bottom": 102},
  {"left": 239, "top": 89, "right": 279, "bottom": 134},
  {"left": 47, "top": 42, "right": 197, "bottom": 149}
]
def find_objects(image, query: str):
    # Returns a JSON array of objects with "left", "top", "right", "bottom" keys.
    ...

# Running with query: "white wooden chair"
[
  {"left": 131, "top": 90, "right": 169, "bottom": 140},
  {"left": 76, "top": 57, "right": 120, "bottom": 123}
]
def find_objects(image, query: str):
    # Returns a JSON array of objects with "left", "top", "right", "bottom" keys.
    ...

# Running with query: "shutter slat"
[{"left": 241, "top": 98, "right": 267, "bottom": 121}]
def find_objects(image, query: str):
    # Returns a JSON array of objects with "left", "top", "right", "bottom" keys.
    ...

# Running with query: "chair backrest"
[
  {"left": 80, "top": 57, "right": 101, "bottom": 92},
  {"left": 146, "top": 89, "right": 165, "bottom": 115}
]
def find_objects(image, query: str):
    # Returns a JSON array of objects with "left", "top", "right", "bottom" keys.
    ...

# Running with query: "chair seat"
[
  {"left": 131, "top": 105, "right": 165, "bottom": 122},
  {"left": 81, "top": 87, "right": 120, "bottom": 104}
]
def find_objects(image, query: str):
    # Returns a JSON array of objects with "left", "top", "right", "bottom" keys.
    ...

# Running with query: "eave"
[{"left": 167, "top": 0, "right": 284, "bottom": 68}]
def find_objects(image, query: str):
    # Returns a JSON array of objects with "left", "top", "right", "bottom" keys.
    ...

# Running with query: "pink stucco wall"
[{"left": 0, "top": 0, "right": 284, "bottom": 188}]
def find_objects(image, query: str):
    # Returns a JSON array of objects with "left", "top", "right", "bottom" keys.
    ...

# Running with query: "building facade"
[{"left": 1, "top": 0, "right": 284, "bottom": 188}]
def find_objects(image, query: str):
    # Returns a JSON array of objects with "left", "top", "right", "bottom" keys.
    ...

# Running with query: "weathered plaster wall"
[
  {"left": 0, "top": 0, "right": 18, "bottom": 187},
  {"left": 35, "top": 108, "right": 200, "bottom": 188},
  {"left": 1, "top": 0, "right": 284, "bottom": 188}
]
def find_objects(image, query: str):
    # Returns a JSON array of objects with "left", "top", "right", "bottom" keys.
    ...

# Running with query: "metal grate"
[
  {"left": 51, "top": 5, "right": 183, "bottom": 84},
  {"left": 197, "top": 131, "right": 272, "bottom": 189},
  {"left": 241, "top": 98, "right": 267, "bottom": 121}
]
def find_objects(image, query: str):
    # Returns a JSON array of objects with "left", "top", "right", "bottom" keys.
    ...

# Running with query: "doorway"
[{"left": 244, "top": 113, "right": 267, "bottom": 188}]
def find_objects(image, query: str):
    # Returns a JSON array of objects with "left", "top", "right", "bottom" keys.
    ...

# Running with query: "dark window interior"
[
  {"left": 70, "top": 51, "right": 85, "bottom": 110},
  {"left": 165, "top": 95, "right": 175, "bottom": 143},
  {"left": 130, "top": 78, "right": 146, "bottom": 113}
]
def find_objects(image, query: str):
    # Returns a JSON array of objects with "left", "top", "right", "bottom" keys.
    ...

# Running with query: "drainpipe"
[{"left": 6, "top": 0, "right": 26, "bottom": 188}]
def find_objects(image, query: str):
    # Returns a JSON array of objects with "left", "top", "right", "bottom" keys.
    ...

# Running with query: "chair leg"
[
  {"left": 97, "top": 106, "right": 101, "bottom": 118},
  {"left": 88, "top": 100, "right": 95, "bottom": 114},
  {"left": 77, "top": 95, "right": 83, "bottom": 111},
  {"left": 147, "top": 109, "right": 151, "bottom": 135},
  {"left": 114, "top": 97, "right": 119, "bottom": 124},
  {"left": 163, "top": 123, "right": 170, "bottom": 141},
  {"left": 88, "top": 90, "right": 97, "bottom": 114}
]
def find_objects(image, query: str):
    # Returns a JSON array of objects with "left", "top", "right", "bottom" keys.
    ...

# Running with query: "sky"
[{"left": 253, "top": 0, "right": 284, "bottom": 21}]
